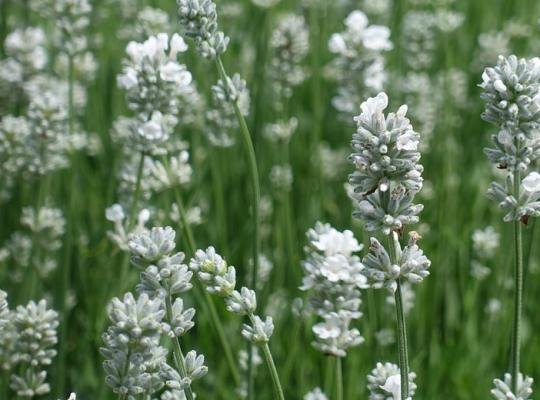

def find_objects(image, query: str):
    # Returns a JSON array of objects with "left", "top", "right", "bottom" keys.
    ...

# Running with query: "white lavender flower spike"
[
  {"left": 189, "top": 246, "right": 236, "bottom": 296},
  {"left": 177, "top": 0, "right": 230, "bottom": 59},
  {"left": 362, "top": 233, "right": 430, "bottom": 293},
  {"left": 101, "top": 292, "right": 167, "bottom": 398},
  {"left": 491, "top": 373, "right": 533, "bottom": 400},
  {"left": 242, "top": 315, "right": 274, "bottom": 344},
  {"left": 128, "top": 226, "right": 177, "bottom": 263},
  {"left": 367, "top": 362, "right": 417, "bottom": 400},
  {"left": 300, "top": 223, "right": 367, "bottom": 357},
  {"left": 349, "top": 92, "right": 423, "bottom": 195},
  {"left": 304, "top": 387, "right": 328, "bottom": 400}
]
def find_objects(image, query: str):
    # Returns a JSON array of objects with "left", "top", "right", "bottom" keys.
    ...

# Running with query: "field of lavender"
[{"left": 1, "top": 0, "right": 540, "bottom": 399}]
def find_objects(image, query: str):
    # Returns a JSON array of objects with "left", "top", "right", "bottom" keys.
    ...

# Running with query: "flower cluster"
[
  {"left": 491, "top": 373, "right": 533, "bottom": 400},
  {"left": 367, "top": 362, "right": 417, "bottom": 400},
  {"left": 362, "top": 232, "right": 431, "bottom": 293},
  {"left": 349, "top": 93, "right": 425, "bottom": 238},
  {"left": 470, "top": 226, "right": 500, "bottom": 280},
  {"left": 190, "top": 247, "right": 275, "bottom": 344},
  {"left": 327, "top": 11, "right": 393, "bottom": 117},
  {"left": 102, "top": 226, "right": 206, "bottom": 398},
  {"left": 481, "top": 55, "right": 540, "bottom": 222},
  {"left": 101, "top": 292, "right": 168, "bottom": 398},
  {"left": 300, "top": 223, "right": 367, "bottom": 357},
  {"left": 206, "top": 74, "right": 250, "bottom": 147},
  {"left": 4, "top": 300, "right": 59, "bottom": 398},
  {"left": 117, "top": 33, "right": 192, "bottom": 118},
  {"left": 268, "top": 14, "right": 309, "bottom": 105},
  {"left": 177, "top": 0, "right": 230, "bottom": 59},
  {"left": 53, "top": 0, "right": 92, "bottom": 56},
  {"left": 304, "top": 387, "right": 328, "bottom": 400},
  {"left": 0, "top": 206, "right": 66, "bottom": 280},
  {"left": 106, "top": 205, "right": 150, "bottom": 251}
]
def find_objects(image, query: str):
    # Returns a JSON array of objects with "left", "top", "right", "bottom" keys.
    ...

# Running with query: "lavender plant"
[
  {"left": 348, "top": 92, "right": 430, "bottom": 399},
  {"left": 480, "top": 54, "right": 540, "bottom": 396}
]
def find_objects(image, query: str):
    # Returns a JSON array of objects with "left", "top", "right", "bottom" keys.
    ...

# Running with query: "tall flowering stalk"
[
  {"left": 480, "top": 55, "right": 540, "bottom": 397},
  {"left": 300, "top": 223, "right": 367, "bottom": 399},
  {"left": 348, "top": 92, "right": 430, "bottom": 399},
  {"left": 176, "top": 0, "right": 262, "bottom": 395}
]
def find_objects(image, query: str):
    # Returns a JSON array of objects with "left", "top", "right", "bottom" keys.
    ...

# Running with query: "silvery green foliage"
[
  {"left": 363, "top": 233, "right": 430, "bottom": 293},
  {"left": 177, "top": 0, "right": 230, "bottom": 59},
  {"left": 327, "top": 11, "right": 392, "bottom": 116},
  {"left": 101, "top": 293, "right": 167, "bottom": 398},
  {"left": 352, "top": 187, "right": 423, "bottom": 235},
  {"left": 367, "top": 362, "right": 417, "bottom": 400},
  {"left": 8, "top": 300, "right": 59, "bottom": 398},
  {"left": 117, "top": 33, "right": 192, "bottom": 118},
  {"left": 53, "top": 0, "right": 92, "bottom": 55},
  {"left": 189, "top": 248, "right": 275, "bottom": 344},
  {"left": 300, "top": 223, "right": 367, "bottom": 357},
  {"left": 105, "top": 205, "right": 150, "bottom": 251},
  {"left": 304, "top": 387, "right": 328, "bottom": 400},
  {"left": 491, "top": 373, "right": 533, "bottom": 400},
  {"left": 487, "top": 170, "right": 540, "bottom": 222},
  {"left": 190, "top": 247, "right": 236, "bottom": 296},
  {"left": 349, "top": 92, "right": 423, "bottom": 196},
  {"left": 269, "top": 14, "right": 309, "bottom": 104}
]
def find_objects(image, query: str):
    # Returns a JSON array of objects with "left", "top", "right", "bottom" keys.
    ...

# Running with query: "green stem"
[
  {"left": 254, "top": 321, "right": 285, "bottom": 400},
  {"left": 335, "top": 356, "right": 343, "bottom": 400},
  {"left": 56, "top": 54, "right": 76, "bottom": 396},
  {"left": 511, "top": 166, "right": 523, "bottom": 392},
  {"left": 388, "top": 233, "right": 409, "bottom": 400},
  {"left": 165, "top": 294, "right": 195, "bottom": 400},
  {"left": 216, "top": 56, "right": 261, "bottom": 395}
]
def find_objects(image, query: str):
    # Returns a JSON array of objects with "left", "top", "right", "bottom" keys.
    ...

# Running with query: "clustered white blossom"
[
  {"left": 0, "top": 297, "right": 59, "bottom": 398},
  {"left": 327, "top": 10, "right": 393, "bottom": 117},
  {"left": 268, "top": 14, "right": 309, "bottom": 105},
  {"left": 190, "top": 247, "right": 275, "bottom": 344},
  {"left": 362, "top": 232, "right": 430, "bottom": 293},
  {"left": 117, "top": 33, "right": 192, "bottom": 118},
  {"left": 177, "top": 0, "right": 230, "bottom": 59},
  {"left": 102, "top": 226, "right": 207, "bottom": 398},
  {"left": 304, "top": 387, "right": 328, "bottom": 400},
  {"left": 349, "top": 92, "right": 425, "bottom": 234},
  {"left": 480, "top": 55, "right": 540, "bottom": 222},
  {"left": 53, "top": 0, "right": 92, "bottom": 56},
  {"left": 101, "top": 292, "right": 168, "bottom": 398},
  {"left": 367, "top": 362, "right": 417, "bottom": 400},
  {"left": 206, "top": 73, "right": 250, "bottom": 147},
  {"left": 491, "top": 373, "right": 533, "bottom": 400},
  {"left": 470, "top": 226, "right": 500, "bottom": 280},
  {"left": 300, "top": 223, "right": 367, "bottom": 357},
  {"left": 0, "top": 207, "right": 66, "bottom": 280}
]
